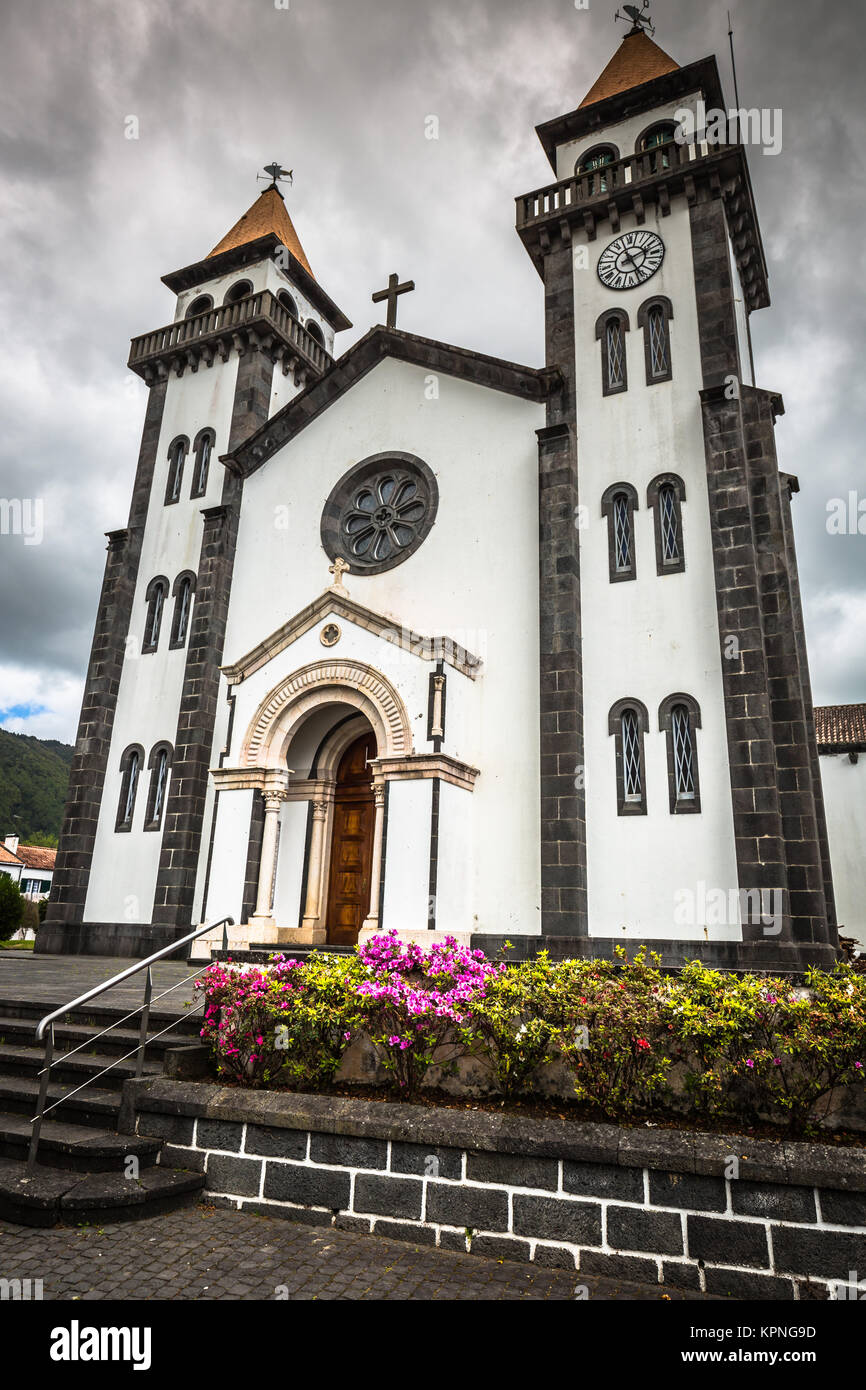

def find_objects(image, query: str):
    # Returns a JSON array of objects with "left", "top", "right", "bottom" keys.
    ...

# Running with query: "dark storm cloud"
[{"left": 0, "top": 0, "right": 863, "bottom": 739}]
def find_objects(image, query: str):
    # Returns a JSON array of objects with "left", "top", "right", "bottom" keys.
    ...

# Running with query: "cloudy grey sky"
[{"left": 0, "top": 0, "right": 863, "bottom": 742}]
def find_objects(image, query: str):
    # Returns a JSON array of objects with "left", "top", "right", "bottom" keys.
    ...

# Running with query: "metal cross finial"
[
  {"left": 372, "top": 272, "right": 415, "bottom": 329},
  {"left": 328, "top": 557, "right": 350, "bottom": 594},
  {"left": 259, "top": 162, "right": 293, "bottom": 189},
  {"left": 615, "top": 2, "right": 655, "bottom": 36}
]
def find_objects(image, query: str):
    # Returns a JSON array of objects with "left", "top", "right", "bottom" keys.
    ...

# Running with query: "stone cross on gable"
[
  {"left": 372, "top": 272, "right": 415, "bottom": 329},
  {"left": 328, "top": 557, "right": 350, "bottom": 594}
]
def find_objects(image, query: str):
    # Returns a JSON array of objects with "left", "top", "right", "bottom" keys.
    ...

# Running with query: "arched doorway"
[{"left": 325, "top": 729, "right": 376, "bottom": 945}]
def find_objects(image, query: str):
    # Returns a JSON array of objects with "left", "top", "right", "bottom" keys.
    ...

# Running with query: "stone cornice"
[
  {"left": 224, "top": 327, "right": 559, "bottom": 479},
  {"left": 518, "top": 141, "right": 769, "bottom": 313},
  {"left": 209, "top": 766, "right": 291, "bottom": 794},
  {"left": 221, "top": 589, "right": 483, "bottom": 684},
  {"left": 371, "top": 754, "right": 480, "bottom": 792}
]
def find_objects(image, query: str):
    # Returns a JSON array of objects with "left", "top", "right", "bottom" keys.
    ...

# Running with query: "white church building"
[{"left": 39, "top": 22, "right": 839, "bottom": 971}]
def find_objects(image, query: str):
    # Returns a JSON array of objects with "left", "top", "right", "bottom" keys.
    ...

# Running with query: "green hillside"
[{"left": 0, "top": 730, "right": 74, "bottom": 845}]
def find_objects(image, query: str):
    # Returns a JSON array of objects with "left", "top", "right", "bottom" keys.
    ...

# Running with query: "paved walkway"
[
  {"left": 0, "top": 952, "right": 200, "bottom": 1015},
  {"left": 0, "top": 1206, "right": 702, "bottom": 1301}
]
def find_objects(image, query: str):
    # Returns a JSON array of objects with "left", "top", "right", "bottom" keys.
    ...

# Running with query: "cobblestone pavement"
[{"left": 0, "top": 1206, "right": 705, "bottom": 1301}]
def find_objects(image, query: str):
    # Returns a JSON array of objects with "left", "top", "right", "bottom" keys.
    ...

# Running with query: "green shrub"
[
  {"left": 553, "top": 948, "right": 672, "bottom": 1118},
  {"left": 0, "top": 875, "right": 24, "bottom": 942},
  {"left": 667, "top": 959, "right": 866, "bottom": 1132},
  {"left": 470, "top": 952, "right": 562, "bottom": 1095}
]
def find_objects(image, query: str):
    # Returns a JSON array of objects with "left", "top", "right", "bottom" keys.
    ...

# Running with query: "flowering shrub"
[
  {"left": 194, "top": 936, "right": 866, "bottom": 1131},
  {"left": 552, "top": 948, "right": 672, "bottom": 1118},
  {"left": 195, "top": 951, "right": 364, "bottom": 1089},
  {"left": 667, "top": 960, "right": 866, "bottom": 1131},
  {"left": 354, "top": 932, "right": 502, "bottom": 1098},
  {"left": 469, "top": 953, "right": 563, "bottom": 1096}
]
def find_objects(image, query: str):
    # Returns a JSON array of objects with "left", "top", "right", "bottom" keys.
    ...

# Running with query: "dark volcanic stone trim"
[
  {"left": 636, "top": 295, "right": 674, "bottom": 386},
  {"left": 538, "top": 233, "right": 586, "bottom": 938},
  {"left": 646, "top": 472, "right": 686, "bottom": 576},
  {"left": 38, "top": 379, "right": 169, "bottom": 951},
  {"left": 607, "top": 697, "right": 649, "bottom": 817},
  {"left": 471, "top": 934, "right": 837, "bottom": 972},
  {"left": 241, "top": 791, "right": 265, "bottom": 925},
  {"left": 600, "top": 481, "right": 638, "bottom": 583},
  {"left": 229, "top": 326, "right": 559, "bottom": 477},
  {"left": 152, "top": 347, "right": 276, "bottom": 932},
  {"left": 778, "top": 474, "right": 838, "bottom": 937},
  {"left": 741, "top": 388, "right": 833, "bottom": 947}
]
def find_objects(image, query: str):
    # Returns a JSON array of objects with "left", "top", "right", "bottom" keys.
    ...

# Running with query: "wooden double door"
[{"left": 325, "top": 731, "right": 376, "bottom": 946}]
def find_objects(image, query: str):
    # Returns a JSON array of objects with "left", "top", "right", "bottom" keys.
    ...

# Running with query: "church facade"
[{"left": 39, "top": 25, "right": 838, "bottom": 970}]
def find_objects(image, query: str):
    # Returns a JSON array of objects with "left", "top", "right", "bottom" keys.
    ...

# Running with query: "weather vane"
[
  {"left": 258, "top": 162, "right": 293, "bottom": 190},
  {"left": 614, "top": 2, "right": 655, "bottom": 36}
]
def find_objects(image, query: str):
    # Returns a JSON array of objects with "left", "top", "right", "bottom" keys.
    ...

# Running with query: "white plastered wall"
[
  {"left": 819, "top": 754, "right": 866, "bottom": 949},
  {"left": 221, "top": 358, "right": 544, "bottom": 935},
  {"left": 85, "top": 354, "right": 241, "bottom": 924},
  {"left": 566, "top": 114, "right": 741, "bottom": 940}
]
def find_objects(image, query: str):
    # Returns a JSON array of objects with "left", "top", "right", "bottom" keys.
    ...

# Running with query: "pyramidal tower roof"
[
  {"left": 579, "top": 27, "right": 679, "bottom": 108},
  {"left": 207, "top": 185, "right": 314, "bottom": 278}
]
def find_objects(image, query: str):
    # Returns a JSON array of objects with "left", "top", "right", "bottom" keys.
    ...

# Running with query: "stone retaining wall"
[{"left": 121, "top": 1079, "right": 866, "bottom": 1300}]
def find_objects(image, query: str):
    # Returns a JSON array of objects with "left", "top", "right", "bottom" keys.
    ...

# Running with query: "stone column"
[
  {"left": 361, "top": 781, "right": 387, "bottom": 933},
  {"left": 301, "top": 800, "right": 329, "bottom": 931},
  {"left": 252, "top": 792, "right": 286, "bottom": 923}
]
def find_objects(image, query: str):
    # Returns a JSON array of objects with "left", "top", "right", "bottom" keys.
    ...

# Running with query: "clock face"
[{"left": 597, "top": 230, "right": 665, "bottom": 290}]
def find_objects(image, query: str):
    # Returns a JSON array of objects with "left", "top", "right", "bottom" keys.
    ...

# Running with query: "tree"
[{"left": 0, "top": 874, "right": 24, "bottom": 942}]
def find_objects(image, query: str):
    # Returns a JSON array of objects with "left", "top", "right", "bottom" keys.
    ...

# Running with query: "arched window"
[
  {"left": 659, "top": 694, "right": 702, "bottom": 814},
  {"left": 144, "top": 743, "right": 173, "bottom": 831},
  {"left": 595, "top": 309, "right": 629, "bottom": 396},
  {"left": 224, "top": 279, "right": 253, "bottom": 305},
  {"left": 637, "top": 296, "right": 674, "bottom": 384},
  {"left": 142, "top": 576, "right": 169, "bottom": 654},
  {"left": 305, "top": 319, "right": 325, "bottom": 347},
  {"left": 115, "top": 744, "right": 144, "bottom": 831},
  {"left": 647, "top": 474, "right": 686, "bottom": 574},
  {"left": 278, "top": 290, "right": 299, "bottom": 318},
  {"left": 170, "top": 571, "right": 196, "bottom": 649},
  {"left": 575, "top": 144, "right": 619, "bottom": 194},
  {"left": 601, "top": 482, "right": 638, "bottom": 582},
  {"left": 637, "top": 122, "right": 678, "bottom": 172},
  {"left": 608, "top": 699, "right": 649, "bottom": 816},
  {"left": 190, "top": 429, "right": 215, "bottom": 499},
  {"left": 185, "top": 294, "right": 213, "bottom": 319},
  {"left": 165, "top": 436, "right": 188, "bottom": 505}
]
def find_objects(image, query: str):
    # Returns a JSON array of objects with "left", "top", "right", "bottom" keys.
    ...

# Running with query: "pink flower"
[{"left": 745, "top": 1059, "right": 755, "bottom": 1068}]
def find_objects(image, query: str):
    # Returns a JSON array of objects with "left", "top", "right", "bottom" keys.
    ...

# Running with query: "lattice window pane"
[
  {"left": 613, "top": 493, "right": 632, "bottom": 572},
  {"left": 169, "top": 444, "right": 185, "bottom": 501},
  {"left": 672, "top": 706, "right": 695, "bottom": 799},
  {"left": 122, "top": 754, "right": 139, "bottom": 825},
  {"left": 148, "top": 587, "right": 164, "bottom": 647},
  {"left": 152, "top": 753, "right": 169, "bottom": 822},
  {"left": 606, "top": 320, "right": 625, "bottom": 389},
  {"left": 622, "top": 710, "right": 642, "bottom": 801},
  {"left": 648, "top": 307, "right": 669, "bottom": 377},
  {"left": 659, "top": 484, "right": 680, "bottom": 563}
]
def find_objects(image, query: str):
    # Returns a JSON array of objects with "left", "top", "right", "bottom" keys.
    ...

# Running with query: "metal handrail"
[{"left": 27, "top": 916, "right": 233, "bottom": 1171}]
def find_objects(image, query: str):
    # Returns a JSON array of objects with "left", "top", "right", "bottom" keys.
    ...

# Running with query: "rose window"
[{"left": 321, "top": 453, "right": 438, "bottom": 576}]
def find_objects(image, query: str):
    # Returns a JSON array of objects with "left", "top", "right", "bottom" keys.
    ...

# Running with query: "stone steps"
[
  {"left": 0, "top": 992, "right": 205, "bottom": 1227},
  {"left": 0, "top": 1013, "right": 199, "bottom": 1058}
]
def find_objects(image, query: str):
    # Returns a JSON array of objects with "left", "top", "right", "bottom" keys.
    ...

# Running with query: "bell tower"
[
  {"left": 518, "top": 15, "right": 837, "bottom": 968},
  {"left": 41, "top": 172, "right": 351, "bottom": 955}
]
